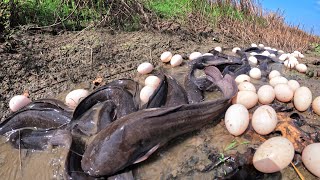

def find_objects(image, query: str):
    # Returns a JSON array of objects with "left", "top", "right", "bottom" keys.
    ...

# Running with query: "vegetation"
[{"left": 0, "top": 0, "right": 319, "bottom": 52}]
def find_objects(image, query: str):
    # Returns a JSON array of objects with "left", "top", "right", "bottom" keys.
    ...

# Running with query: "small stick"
[
  {"left": 291, "top": 162, "right": 305, "bottom": 180},
  {"left": 19, "top": 131, "right": 22, "bottom": 175}
]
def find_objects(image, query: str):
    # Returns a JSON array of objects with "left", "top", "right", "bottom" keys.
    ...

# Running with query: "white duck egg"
[
  {"left": 312, "top": 96, "right": 320, "bottom": 116},
  {"left": 170, "top": 54, "right": 183, "bottom": 67},
  {"left": 258, "top": 44, "right": 264, "bottom": 48},
  {"left": 257, "top": 85, "right": 275, "bottom": 105},
  {"left": 65, "top": 89, "right": 89, "bottom": 109},
  {"left": 278, "top": 53, "right": 288, "bottom": 61},
  {"left": 189, "top": 52, "right": 202, "bottom": 60},
  {"left": 248, "top": 56, "right": 258, "bottom": 65},
  {"left": 249, "top": 68, "right": 261, "bottom": 79},
  {"left": 295, "top": 64, "right": 307, "bottom": 73},
  {"left": 160, "top": 51, "right": 172, "bottom": 63},
  {"left": 294, "top": 86, "right": 312, "bottom": 112},
  {"left": 250, "top": 52, "right": 258, "bottom": 56},
  {"left": 251, "top": 43, "right": 258, "bottom": 47},
  {"left": 214, "top": 46, "right": 222, "bottom": 52},
  {"left": 291, "top": 52, "right": 299, "bottom": 58},
  {"left": 274, "top": 84, "right": 293, "bottom": 102},
  {"left": 264, "top": 47, "right": 272, "bottom": 50},
  {"left": 235, "top": 74, "right": 251, "bottom": 84},
  {"left": 225, "top": 104, "right": 249, "bottom": 136},
  {"left": 9, "top": 95, "right": 32, "bottom": 112},
  {"left": 287, "top": 80, "right": 300, "bottom": 92},
  {"left": 252, "top": 105, "right": 278, "bottom": 135},
  {"left": 298, "top": 53, "right": 305, "bottom": 58},
  {"left": 203, "top": 53, "right": 213, "bottom": 56},
  {"left": 137, "top": 62, "right": 154, "bottom": 74},
  {"left": 238, "top": 82, "right": 256, "bottom": 92},
  {"left": 268, "top": 70, "right": 281, "bottom": 80},
  {"left": 302, "top": 143, "right": 320, "bottom": 177},
  {"left": 145, "top": 75, "right": 161, "bottom": 88},
  {"left": 232, "top": 91, "right": 258, "bottom": 109},
  {"left": 140, "top": 86, "right": 155, "bottom": 104},
  {"left": 269, "top": 76, "right": 288, "bottom": 87},
  {"left": 271, "top": 48, "right": 277, "bottom": 51},
  {"left": 278, "top": 50, "right": 284, "bottom": 54},
  {"left": 232, "top": 47, "right": 241, "bottom": 53},
  {"left": 270, "top": 54, "right": 276, "bottom": 58},
  {"left": 253, "top": 137, "right": 294, "bottom": 173},
  {"left": 261, "top": 51, "right": 270, "bottom": 56}
]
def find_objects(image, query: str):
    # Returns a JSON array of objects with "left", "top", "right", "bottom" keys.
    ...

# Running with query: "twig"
[
  {"left": 19, "top": 131, "right": 22, "bottom": 175},
  {"left": 291, "top": 162, "right": 305, "bottom": 180}
]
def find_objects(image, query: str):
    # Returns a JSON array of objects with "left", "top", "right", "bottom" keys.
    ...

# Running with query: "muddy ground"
[{"left": 0, "top": 28, "right": 320, "bottom": 179}]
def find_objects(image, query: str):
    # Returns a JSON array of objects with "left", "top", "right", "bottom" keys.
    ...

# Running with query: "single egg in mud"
[
  {"left": 170, "top": 54, "right": 183, "bottom": 67},
  {"left": 294, "top": 86, "right": 312, "bottom": 112},
  {"left": 214, "top": 46, "right": 222, "bottom": 52},
  {"left": 248, "top": 56, "right": 258, "bottom": 65},
  {"left": 137, "top": 62, "right": 154, "bottom": 74},
  {"left": 274, "top": 84, "right": 293, "bottom": 102},
  {"left": 238, "top": 82, "right": 256, "bottom": 92},
  {"left": 235, "top": 74, "right": 251, "bottom": 84},
  {"left": 252, "top": 105, "right": 278, "bottom": 135},
  {"left": 257, "top": 85, "right": 275, "bottom": 105},
  {"left": 268, "top": 70, "right": 281, "bottom": 80},
  {"left": 225, "top": 104, "right": 249, "bottom": 136},
  {"left": 140, "top": 86, "right": 155, "bottom": 104},
  {"left": 232, "top": 91, "right": 258, "bottom": 109},
  {"left": 295, "top": 64, "right": 307, "bottom": 73},
  {"left": 251, "top": 43, "right": 258, "bottom": 47},
  {"left": 249, "top": 68, "right": 261, "bottom": 79},
  {"left": 269, "top": 76, "right": 288, "bottom": 87},
  {"left": 232, "top": 47, "right": 241, "bottom": 53},
  {"left": 302, "top": 143, "right": 320, "bottom": 177},
  {"left": 145, "top": 75, "right": 161, "bottom": 88},
  {"left": 65, "top": 89, "right": 89, "bottom": 109},
  {"left": 189, "top": 52, "right": 202, "bottom": 60},
  {"left": 9, "top": 95, "right": 32, "bottom": 112},
  {"left": 253, "top": 137, "right": 294, "bottom": 173},
  {"left": 160, "top": 51, "right": 172, "bottom": 63},
  {"left": 312, "top": 96, "right": 320, "bottom": 116},
  {"left": 258, "top": 44, "right": 264, "bottom": 48},
  {"left": 287, "top": 80, "right": 300, "bottom": 92}
]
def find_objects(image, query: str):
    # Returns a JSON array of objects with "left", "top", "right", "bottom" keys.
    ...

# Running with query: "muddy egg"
[
  {"left": 264, "top": 47, "right": 271, "bottom": 50},
  {"left": 160, "top": 51, "right": 172, "bottom": 63},
  {"left": 252, "top": 105, "right": 277, "bottom": 135},
  {"left": 232, "top": 91, "right": 258, "bottom": 109},
  {"left": 270, "top": 54, "right": 276, "bottom": 58},
  {"left": 140, "top": 86, "right": 155, "bottom": 104},
  {"left": 65, "top": 89, "right": 89, "bottom": 109},
  {"left": 298, "top": 53, "right": 305, "bottom": 58},
  {"left": 278, "top": 53, "right": 288, "bottom": 61},
  {"left": 251, "top": 43, "right": 258, "bottom": 47},
  {"left": 287, "top": 80, "right": 300, "bottom": 92},
  {"left": 214, "top": 46, "right": 222, "bottom": 52},
  {"left": 312, "top": 96, "right": 320, "bottom": 116},
  {"left": 145, "top": 75, "right": 161, "bottom": 88},
  {"left": 295, "top": 64, "right": 307, "bottom": 73},
  {"left": 253, "top": 137, "right": 294, "bottom": 173},
  {"left": 261, "top": 51, "right": 270, "bottom": 56},
  {"left": 268, "top": 70, "right": 281, "bottom": 80},
  {"left": 257, "top": 85, "right": 275, "bottom": 104},
  {"left": 189, "top": 52, "right": 202, "bottom": 60},
  {"left": 170, "top": 54, "right": 183, "bottom": 67},
  {"left": 274, "top": 84, "right": 293, "bottom": 102},
  {"left": 302, "top": 143, "right": 320, "bottom": 177},
  {"left": 238, "top": 82, "right": 256, "bottom": 93},
  {"left": 232, "top": 47, "right": 241, "bottom": 53},
  {"left": 248, "top": 56, "right": 258, "bottom": 65},
  {"left": 137, "top": 62, "right": 154, "bottom": 74},
  {"left": 294, "top": 86, "right": 312, "bottom": 112},
  {"left": 278, "top": 50, "right": 284, "bottom": 54},
  {"left": 269, "top": 76, "right": 288, "bottom": 87},
  {"left": 235, "top": 74, "right": 251, "bottom": 84},
  {"left": 249, "top": 68, "right": 261, "bottom": 79},
  {"left": 9, "top": 95, "right": 32, "bottom": 112},
  {"left": 225, "top": 104, "right": 249, "bottom": 136},
  {"left": 258, "top": 44, "right": 264, "bottom": 48}
]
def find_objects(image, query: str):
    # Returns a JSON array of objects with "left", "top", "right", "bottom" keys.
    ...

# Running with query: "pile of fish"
[{"left": 0, "top": 48, "right": 265, "bottom": 179}]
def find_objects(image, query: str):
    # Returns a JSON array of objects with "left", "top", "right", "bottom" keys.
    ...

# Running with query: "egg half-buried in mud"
[
  {"left": 65, "top": 89, "right": 89, "bottom": 109},
  {"left": 278, "top": 53, "right": 288, "bottom": 61},
  {"left": 251, "top": 43, "right": 258, "bottom": 47},
  {"left": 235, "top": 74, "right": 251, "bottom": 84},
  {"left": 257, "top": 85, "right": 275, "bottom": 105},
  {"left": 9, "top": 95, "right": 32, "bottom": 112},
  {"left": 249, "top": 68, "right": 261, "bottom": 79},
  {"left": 294, "top": 86, "right": 312, "bottom": 112},
  {"left": 170, "top": 54, "right": 183, "bottom": 67},
  {"left": 302, "top": 143, "right": 320, "bottom": 177},
  {"left": 252, "top": 105, "right": 278, "bottom": 135},
  {"left": 232, "top": 47, "right": 241, "bottom": 53},
  {"left": 295, "top": 64, "right": 307, "bottom": 73},
  {"left": 160, "top": 51, "right": 172, "bottom": 63},
  {"left": 258, "top": 44, "right": 264, "bottom": 48},
  {"left": 224, "top": 104, "right": 249, "bottom": 136},
  {"left": 145, "top": 75, "right": 161, "bottom": 88},
  {"left": 214, "top": 46, "right": 222, "bottom": 52},
  {"left": 248, "top": 56, "right": 258, "bottom": 65},
  {"left": 274, "top": 84, "right": 293, "bottom": 102},
  {"left": 287, "top": 80, "right": 300, "bottom": 92},
  {"left": 268, "top": 70, "right": 281, "bottom": 80},
  {"left": 269, "top": 76, "right": 288, "bottom": 87},
  {"left": 232, "top": 91, "right": 258, "bottom": 109},
  {"left": 140, "top": 86, "right": 155, "bottom": 104},
  {"left": 189, "top": 52, "right": 202, "bottom": 60},
  {"left": 312, "top": 96, "right": 320, "bottom": 116},
  {"left": 137, "top": 62, "right": 154, "bottom": 75},
  {"left": 238, "top": 82, "right": 256, "bottom": 93},
  {"left": 253, "top": 137, "right": 294, "bottom": 173}
]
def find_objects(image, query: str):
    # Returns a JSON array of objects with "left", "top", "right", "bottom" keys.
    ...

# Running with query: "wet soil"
[{"left": 1, "top": 29, "right": 320, "bottom": 179}]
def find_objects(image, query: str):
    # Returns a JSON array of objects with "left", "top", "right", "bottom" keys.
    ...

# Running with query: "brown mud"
[{"left": 0, "top": 29, "right": 320, "bottom": 179}]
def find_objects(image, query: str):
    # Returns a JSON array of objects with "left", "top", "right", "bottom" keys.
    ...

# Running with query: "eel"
[
  {"left": 81, "top": 66, "right": 238, "bottom": 177},
  {"left": 165, "top": 74, "right": 188, "bottom": 107}
]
